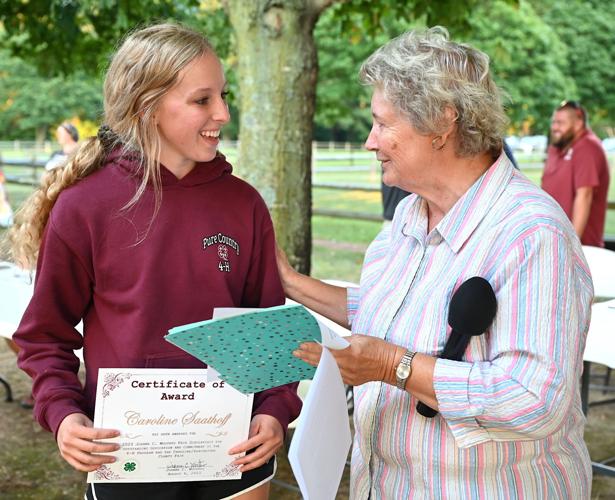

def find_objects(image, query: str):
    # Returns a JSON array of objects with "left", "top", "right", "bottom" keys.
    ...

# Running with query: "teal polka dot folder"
[{"left": 165, "top": 304, "right": 322, "bottom": 394}]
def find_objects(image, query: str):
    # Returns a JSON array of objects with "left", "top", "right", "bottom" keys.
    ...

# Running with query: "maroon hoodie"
[{"left": 14, "top": 149, "right": 301, "bottom": 436}]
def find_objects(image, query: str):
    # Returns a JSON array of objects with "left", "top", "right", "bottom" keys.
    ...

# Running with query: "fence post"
[
  {"left": 312, "top": 141, "right": 317, "bottom": 168},
  {"left": 345, "top": 142, "right": 353, "bottom": 166},
  {"left": 31, "top": 151, "right": 38, "bottom": 184}
]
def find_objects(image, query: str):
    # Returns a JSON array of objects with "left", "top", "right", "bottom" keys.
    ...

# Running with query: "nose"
[
  {"left": 364, "top": 125, "right": 378, "bottom": 151},
  {"left": 214, "top": 97, "right": 231, "bottom": 125}
]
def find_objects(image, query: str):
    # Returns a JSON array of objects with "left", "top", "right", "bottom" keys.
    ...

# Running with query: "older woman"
[{"left": 277, "top": 28, "right": 592, "bottom": 499}]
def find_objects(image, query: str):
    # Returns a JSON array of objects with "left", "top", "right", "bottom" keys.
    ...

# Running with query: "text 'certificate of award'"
[{"left": 87, "top": 368, "right": 253, "bottom": 483}]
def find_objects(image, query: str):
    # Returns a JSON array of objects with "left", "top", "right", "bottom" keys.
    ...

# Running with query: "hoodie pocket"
[{"left": 144, "top": 351, "right": 207, "bottom": 369}]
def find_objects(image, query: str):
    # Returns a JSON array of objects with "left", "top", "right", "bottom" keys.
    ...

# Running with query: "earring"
[{"left": 431, "top": 136, "right": 446, "bottom": 151}]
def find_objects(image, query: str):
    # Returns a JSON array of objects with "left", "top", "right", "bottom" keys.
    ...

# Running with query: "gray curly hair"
[{"left": 360, "top": 26, "right": 507, "bottom": 157}]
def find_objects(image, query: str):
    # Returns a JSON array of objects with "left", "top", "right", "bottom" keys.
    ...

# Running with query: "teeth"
[{"left": 200, "top": 130, "right": 220, "bottom": 138}]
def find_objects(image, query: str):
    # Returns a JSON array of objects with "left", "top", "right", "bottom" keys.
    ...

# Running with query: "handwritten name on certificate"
[{"left": 87, "top": 368, "right": 253, "bottom": 483}]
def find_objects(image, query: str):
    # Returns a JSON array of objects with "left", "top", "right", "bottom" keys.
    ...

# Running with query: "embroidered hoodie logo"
[{"left": 203, "top": 233, "right": 240, "bottom": 273}]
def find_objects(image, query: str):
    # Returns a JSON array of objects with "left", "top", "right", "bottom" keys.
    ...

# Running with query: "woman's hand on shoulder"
[
  {"left": 294, "top": 334, "right": 402, "bottom": 386},
  {"left": 275, "top": 244, "right": 298, "bottom": 293},
  {"left": 56, "top": 412, "right": 120, "bottom": 472},
  {"left": 228, "top": 414, "right": 284, "bottom": 472}
]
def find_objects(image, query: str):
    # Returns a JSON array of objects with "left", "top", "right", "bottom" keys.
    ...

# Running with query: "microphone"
[{"left": 416, "top": 276, "right": 497, "bottom": 418}]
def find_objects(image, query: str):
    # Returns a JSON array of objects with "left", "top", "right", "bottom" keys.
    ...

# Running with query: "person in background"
[
  {"left": 44, "top": 122, "right": 80, "bottom": 170},
  {"left": 4, "top": 121, "right": 80, "bottom": 407},
  {"left": 381, "top": 183, "right": 410, "bottom": 226},
  {"left": 11, "top": 23, "right": 300, "bottom": 500},
  {"left": 278, "top": 27, "right": 592, "bottom": 498},
  {"left": 541, "top": 100, "right": 610, "bottom": 247},
  {"left": 0, "top": 168, "right": 13, "bottom": 228}
]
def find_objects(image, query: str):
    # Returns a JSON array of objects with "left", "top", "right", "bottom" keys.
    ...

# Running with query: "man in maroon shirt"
[{"left": 541, "top": 101, "right": 610, "bottom": 247}]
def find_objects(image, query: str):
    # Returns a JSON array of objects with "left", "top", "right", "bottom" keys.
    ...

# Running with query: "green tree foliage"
[
  {"left": 533, "top": 0, "right": 615, "bottom": 136},
  {"left": 313, "top": 11, "right": 376, "bottom": 142},
  {"left": 0, "top": 2, "right": 240, "bottom": 140},
  {"left": 0, "top": 49, "right": 101, "bottom": 141},
  {"left": 314, "top": 9, "right": 420, "bottom": 142},
  {"left": 0, "top": 0, "right": 200, "bottom": 77},
  {"left": 460, "top": 1, "right": 576, "bottom": 135},
  {"left": 4, "top": 0, "right": 615, "bottom": 270}
]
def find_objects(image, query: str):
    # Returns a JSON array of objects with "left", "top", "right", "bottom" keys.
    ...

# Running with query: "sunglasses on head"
[{"left": 558, "top": 100, "right": 586, "bottom": 122}]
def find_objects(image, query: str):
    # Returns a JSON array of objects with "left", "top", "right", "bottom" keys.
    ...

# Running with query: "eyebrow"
[{"left": 190, "top": 82, "right": 228, "bottom": 94}]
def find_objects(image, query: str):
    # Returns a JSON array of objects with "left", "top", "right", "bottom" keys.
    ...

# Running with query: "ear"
[{"left": 439, "top": 106, "right": 459, "bottom": 143}]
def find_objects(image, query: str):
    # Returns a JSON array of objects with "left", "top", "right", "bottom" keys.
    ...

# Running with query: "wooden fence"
[{"left": 2, "top": 146, "right": 614, "bottom": 246}]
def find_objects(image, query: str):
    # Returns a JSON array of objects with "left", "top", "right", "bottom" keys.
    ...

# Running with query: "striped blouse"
[{"left": 347, "top": 154, "right": 593, "bottom": 499}]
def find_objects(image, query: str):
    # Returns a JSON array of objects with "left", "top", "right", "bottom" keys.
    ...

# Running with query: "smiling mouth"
[{"left": 200, "top": 130, "right": 220, "bottom": 138}]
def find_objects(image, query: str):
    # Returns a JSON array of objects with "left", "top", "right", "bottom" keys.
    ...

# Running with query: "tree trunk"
[
  {"left": 227, "top": 0, "right": 325, "bottom": 275},
  {"left": 35, "top": 126, "right": 47, "bottom": 147}
]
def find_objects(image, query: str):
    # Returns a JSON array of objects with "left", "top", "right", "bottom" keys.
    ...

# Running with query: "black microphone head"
[{"left": 447, "top": 276, "right": 497, "bottom": 336}]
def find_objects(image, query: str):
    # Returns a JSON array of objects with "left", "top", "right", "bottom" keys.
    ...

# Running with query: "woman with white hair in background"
[{"left": 277, "top": 27, "right": 592, "bottom": 499}]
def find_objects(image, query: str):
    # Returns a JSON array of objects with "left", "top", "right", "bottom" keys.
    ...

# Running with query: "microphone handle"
[{"left": 416, "top": 331, "right": 471, "bottom": 418}]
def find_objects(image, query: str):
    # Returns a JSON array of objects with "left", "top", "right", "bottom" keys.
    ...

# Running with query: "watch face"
[{"left": 396, "top": 364, "right": 410, "bottom": 379}]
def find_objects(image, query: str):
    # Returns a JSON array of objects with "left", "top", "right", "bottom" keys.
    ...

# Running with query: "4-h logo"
[
  {"left": 123, "top": 461, "right": 137, "bottom": 472},
  {"left": 202, "top": 232, "right": 240, "bottom": 273},
  {"left": 218, "top": 245, "right": 229, "bottom": 261}
]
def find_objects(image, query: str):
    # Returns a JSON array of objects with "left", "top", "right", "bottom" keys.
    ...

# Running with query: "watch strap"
[{"left": 395, "top": 349, "right": 416, "bottom": 390}]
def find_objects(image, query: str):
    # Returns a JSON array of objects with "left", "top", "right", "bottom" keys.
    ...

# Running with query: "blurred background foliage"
[{"left": 0, "top": 0, "right": 614, "bottom": 142}]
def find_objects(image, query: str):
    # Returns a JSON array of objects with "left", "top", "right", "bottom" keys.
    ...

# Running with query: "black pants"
[{"left": 85, "top": 457, "right": 275, "bottom": 500}]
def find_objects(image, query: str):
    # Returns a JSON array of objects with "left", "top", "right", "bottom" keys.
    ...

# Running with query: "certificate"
[{"left": 87, "top": 368, "right": 253, "bottom": 483}]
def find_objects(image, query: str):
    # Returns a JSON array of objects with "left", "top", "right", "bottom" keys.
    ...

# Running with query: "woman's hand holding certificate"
[
  {"left": 228, "top": 414, "right": 284, "bottom": 472},
  {"left": 57, "top": 413, "right": 120, "bottom": 472}
]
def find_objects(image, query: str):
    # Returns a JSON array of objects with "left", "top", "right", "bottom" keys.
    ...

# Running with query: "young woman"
[{"left": 11, "top": 23, "right": 300, "bottom": 500}]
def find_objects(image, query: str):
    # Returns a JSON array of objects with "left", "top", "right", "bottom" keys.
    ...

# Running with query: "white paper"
[
  {"left": 87, "top": 368, "right": 253, "bottom": 483},
  {"left": 288, "top": 348, "right": 352, "bottom": 500}
]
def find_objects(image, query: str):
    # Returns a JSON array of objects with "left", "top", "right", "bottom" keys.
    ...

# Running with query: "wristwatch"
[{"left": 395, "top": 349, "right": 416, "bottom": 390}]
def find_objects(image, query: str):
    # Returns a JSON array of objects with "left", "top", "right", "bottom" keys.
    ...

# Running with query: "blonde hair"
[
  {"left": 10, "top": 23, "right": 213, "bottom": 269},
  {"left": 360, "top": 27, "right": 507, "bottom": 158}
]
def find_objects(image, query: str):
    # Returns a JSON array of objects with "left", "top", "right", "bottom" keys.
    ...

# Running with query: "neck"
[
  {"left": 423, "top": 151, "right": 494, "bottom": 232},
  {"left": 160, "top": 156, "right": 196, "bottom": 180},
  {"left": 62, "top": 143, "right": 77, "bottom": 155},
  {"left": 557, "top": 127, "right": 586, "bottom": 151},
  {"left": 570, "top": 127, "right": 587, "bottom": 146}
]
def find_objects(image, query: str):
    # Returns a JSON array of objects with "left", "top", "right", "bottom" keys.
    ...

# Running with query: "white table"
[
  {"left": 581, "top": 299, "right": 615, "bottom": 477},
  {"left": 583, "top": 300, "right": 615, "bottom": 370},
  {"left": 0, "top": 262, "right": 35, "bottom": 339},
  {"left": 0, "top": 262, "right": 35, "bottom": 402},
  {"left": 0, "top": 261, "right": 83, "bottom": 403},
  {"left": 582, "top": 246, "right": 615, "bottom": 299}
]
